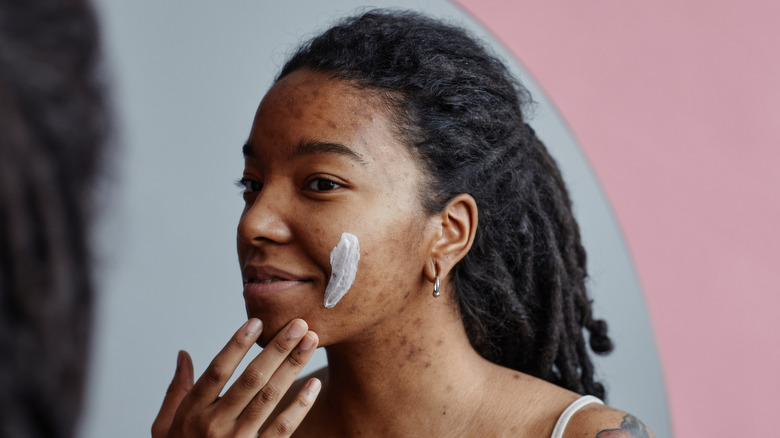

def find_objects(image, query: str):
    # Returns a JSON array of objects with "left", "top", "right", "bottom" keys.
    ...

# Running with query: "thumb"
[{"left": 152, "top": 350, "right": 194, "bottom": 437}]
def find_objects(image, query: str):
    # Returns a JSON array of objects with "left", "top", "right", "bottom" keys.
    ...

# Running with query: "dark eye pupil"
[
  {"left": 245, "top": 180, "right": 262, "bottom": 192},
  {"left": 317, "top": 180, "right": 336, "bottom": 190}
]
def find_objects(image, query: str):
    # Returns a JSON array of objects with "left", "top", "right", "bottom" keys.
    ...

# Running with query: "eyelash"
[
  {"left": 305, "top": 177, "right": 342, "bottom": 192},
  {"left": 235, "top": 177, "right": 263, "bottom": 194},
  {"left": 234, "top": 176, "right": 342, "bottom": 194}
]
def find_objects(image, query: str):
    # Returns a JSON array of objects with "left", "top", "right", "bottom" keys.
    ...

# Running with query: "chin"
[
  {"left": 245, "top": 303, "right": 319, "bottom": 344},
  {"left": 244, "top": 291, "right": 363, "bottom": 350}
]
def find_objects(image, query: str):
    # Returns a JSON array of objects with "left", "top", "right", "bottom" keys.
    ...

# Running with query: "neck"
[{"left": 314, "top": 297, "right": 497, "bottom": 436}]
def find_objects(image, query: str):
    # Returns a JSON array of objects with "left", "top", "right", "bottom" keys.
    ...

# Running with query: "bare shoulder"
[{"left": 564, "top": 403, "right": 655, "bottom": 438}]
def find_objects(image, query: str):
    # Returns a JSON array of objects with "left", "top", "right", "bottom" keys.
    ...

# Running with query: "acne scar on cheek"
[{"left": 323, "top": 232, "right": 360, "bottom": 309}]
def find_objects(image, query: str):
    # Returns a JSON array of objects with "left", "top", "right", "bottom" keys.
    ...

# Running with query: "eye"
[
  {"left": 235, "top": 177, "right": 263, "bottom": 194},
  {"left": 306, "top": 177, "right": 342, "bottom": 192}
]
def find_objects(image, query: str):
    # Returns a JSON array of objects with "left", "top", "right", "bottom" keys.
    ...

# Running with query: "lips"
[
  {"left": 242, "top": 265, "right": 313, "bottom": 300},
  {"left": 243, "top": 277, "right": 293, "bottom": 286}
]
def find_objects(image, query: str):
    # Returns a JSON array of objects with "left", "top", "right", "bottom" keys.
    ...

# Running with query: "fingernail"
[
  {"left": 246, "top": 318, "right": 262, "bottom": 336},
  {"left": 305, "top": 378, "right": 322, "bottom": 397},
  {"left": 299, "top": 333, "right": 316, "bottom": 351},
  {"left": 287, "top": 319, "right": 307, "bottom": 339}
]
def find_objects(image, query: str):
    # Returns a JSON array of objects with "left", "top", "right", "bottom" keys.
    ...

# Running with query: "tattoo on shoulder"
[{"left": 595, "top": 414, "right": 651, "bottom": 438}]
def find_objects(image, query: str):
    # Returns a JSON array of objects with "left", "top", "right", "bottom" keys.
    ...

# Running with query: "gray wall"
[{"left": 82, "top": 1, "right": 670, "bottom": 436}]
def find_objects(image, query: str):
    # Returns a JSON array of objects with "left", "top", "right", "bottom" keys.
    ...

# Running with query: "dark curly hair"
[
  {"left": 0, "top": 0, "right": 107, "bottom": 436},
  {"left": 278, "top": 9, "right": 613, "bottom": 398}
]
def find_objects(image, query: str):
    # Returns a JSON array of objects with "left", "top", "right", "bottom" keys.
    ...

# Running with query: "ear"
[{"left": 424, "top": 193, "right": 478, "bottom": 282}]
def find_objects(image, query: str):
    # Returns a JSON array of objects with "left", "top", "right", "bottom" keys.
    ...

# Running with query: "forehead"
[{"left": 248, "top": 69, "right": 403, "bottom": 163}]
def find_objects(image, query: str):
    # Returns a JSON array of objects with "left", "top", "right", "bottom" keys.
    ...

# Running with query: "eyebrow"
[
  {"left": 242, "top": 139, "right": 365, "bottom": 164},
  {"left": 291, "top": 139, "right": 365, "bottom": 163}
]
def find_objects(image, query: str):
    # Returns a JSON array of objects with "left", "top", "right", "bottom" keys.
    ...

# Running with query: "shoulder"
[{"left": 562, "top": 403, "right": 655, "bottom": 438}]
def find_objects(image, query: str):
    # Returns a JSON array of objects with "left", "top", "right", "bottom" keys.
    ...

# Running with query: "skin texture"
[{"left": 153, "top": 70, "right": 654, "bottom": 437}]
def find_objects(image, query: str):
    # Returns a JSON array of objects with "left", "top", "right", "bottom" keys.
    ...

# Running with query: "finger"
[
  {"left": 259, "top": 378, "right": 322, "bottom": 438},
  {"left": 237, "top": 330, "right": 319, "bottom": 433},
  {"left": 183, "top": 318, "right": 263, "bottom": 411},
  {"left": 151, "top": 350, "right": 194, "bottom": 437},
  {"left": 219, "top": 319, "right": 311, "bottom": 415}
]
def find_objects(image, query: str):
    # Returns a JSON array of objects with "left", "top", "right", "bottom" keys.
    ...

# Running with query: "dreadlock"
[{"left": 278, "top": 9, "right": 613, "bottom": 398}]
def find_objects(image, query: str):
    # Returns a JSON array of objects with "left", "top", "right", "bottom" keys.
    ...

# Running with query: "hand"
[{"left": 152, "top": 318, "right": 321, "bottom": 437}]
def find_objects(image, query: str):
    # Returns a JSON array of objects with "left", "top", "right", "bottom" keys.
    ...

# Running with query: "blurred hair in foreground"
[{"left": 0, "top": 1, "right": 108, "bottom": 436}]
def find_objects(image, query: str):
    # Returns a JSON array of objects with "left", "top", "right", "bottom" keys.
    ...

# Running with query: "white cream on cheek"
[{"left": 323, "top": 232, "right": 360, "bottom": 309}]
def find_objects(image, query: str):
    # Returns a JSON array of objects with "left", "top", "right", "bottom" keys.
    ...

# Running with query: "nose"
[{"left": 237, "top": 190, "right": 293, "bottom": 246}]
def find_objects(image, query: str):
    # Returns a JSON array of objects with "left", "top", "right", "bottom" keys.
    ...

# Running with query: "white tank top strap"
[{"left": 550, "top": 395, "right": 604, "bottom": 438}]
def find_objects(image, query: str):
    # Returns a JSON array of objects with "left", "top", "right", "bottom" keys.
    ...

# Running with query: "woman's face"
[{"left": 237, "top": 69, "right": 436, "bottom": 346}]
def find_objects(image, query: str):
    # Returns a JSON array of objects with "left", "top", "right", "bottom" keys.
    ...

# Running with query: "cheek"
[{"left": 348, "top": 217, "right": 429, "bottom": 306}]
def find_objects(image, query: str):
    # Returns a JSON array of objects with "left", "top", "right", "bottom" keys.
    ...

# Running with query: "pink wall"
[{"left": 454, "top": 1, "right": 780, "bottom": 436}]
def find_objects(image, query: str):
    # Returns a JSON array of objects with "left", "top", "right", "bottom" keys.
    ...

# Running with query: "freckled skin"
[{"left": 238, "top": 69, "right": 434, "bottom": 348}]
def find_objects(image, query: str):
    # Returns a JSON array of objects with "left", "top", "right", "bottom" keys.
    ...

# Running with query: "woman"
[{"left": 153, "top": 10, "right": 653, "bottom": 438}]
